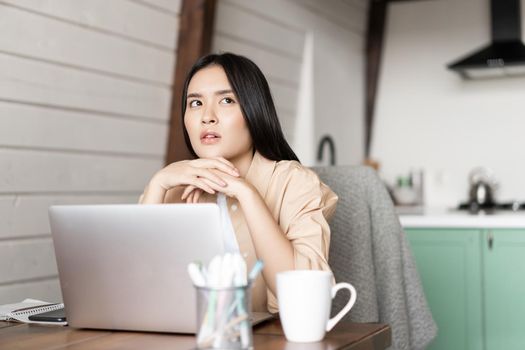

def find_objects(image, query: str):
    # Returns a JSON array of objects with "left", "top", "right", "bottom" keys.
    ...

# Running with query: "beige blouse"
[{"left": 162, "top": 152, "right": 338, "bottom": 313}]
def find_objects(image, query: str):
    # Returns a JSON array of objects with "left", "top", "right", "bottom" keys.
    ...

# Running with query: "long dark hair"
[{"left": 181, "top": 52, "right": 299, "bottom": 162}]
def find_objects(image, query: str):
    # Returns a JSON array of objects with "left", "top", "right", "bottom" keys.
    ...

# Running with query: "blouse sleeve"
[
  {"left": 278, "top": 165, "right": 338, "bottom": 271},
  {"left": 266, "top": 164, "right": 338, "bottom": 313}
]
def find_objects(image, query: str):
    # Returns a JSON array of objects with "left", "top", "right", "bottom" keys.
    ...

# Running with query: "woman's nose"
[{"left": 201, "top": 109, "right": 217, "bottom": 124}]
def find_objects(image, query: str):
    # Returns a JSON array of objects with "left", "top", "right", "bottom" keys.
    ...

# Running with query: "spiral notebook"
[{"left": 0, "top": 298, "right": 66, "bottom": 325}]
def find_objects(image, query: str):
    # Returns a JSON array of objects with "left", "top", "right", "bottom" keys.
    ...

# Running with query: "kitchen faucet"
[{"left": 317, "top": 135, "right": 336, "bottom": 166}]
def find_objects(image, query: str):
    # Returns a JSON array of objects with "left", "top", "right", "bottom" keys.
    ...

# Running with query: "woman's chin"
[{"left": 195, "top": 148, "right": 225, "bottom": 159}]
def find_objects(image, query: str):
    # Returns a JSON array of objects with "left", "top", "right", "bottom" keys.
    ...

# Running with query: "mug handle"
[{"left": 325, "top": 282, "right": 357, "bottom": 332}]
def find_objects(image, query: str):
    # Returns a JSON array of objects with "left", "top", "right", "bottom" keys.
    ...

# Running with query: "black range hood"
[{"left": 448, "top": 0, "right": 525, "bottom": 79}]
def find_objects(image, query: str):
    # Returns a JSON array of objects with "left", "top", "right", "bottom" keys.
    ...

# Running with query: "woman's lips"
[{"left": 200, "top": 131, "right": 221, "bottom": 145}]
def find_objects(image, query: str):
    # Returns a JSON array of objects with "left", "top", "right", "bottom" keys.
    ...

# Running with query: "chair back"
[{"left": 313, "top": 165, "right": 387, "bottom": 321}]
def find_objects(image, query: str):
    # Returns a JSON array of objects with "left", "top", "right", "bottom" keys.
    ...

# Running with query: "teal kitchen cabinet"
[
  {"left": 406, "top": 228, "right": 525, "bottom": 350},
  {"left": 406, "top": 229, "right": 483, "bottom": 350},
  {"left": 483, "top": 229, "right": 525, "bottom": 350}
]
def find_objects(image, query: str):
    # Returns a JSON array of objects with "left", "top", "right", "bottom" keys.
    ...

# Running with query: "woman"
[{"left": 140, "top": 53, "right": 338, "bottom": 313}]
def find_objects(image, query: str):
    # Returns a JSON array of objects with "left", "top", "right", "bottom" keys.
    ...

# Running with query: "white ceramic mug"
[{"left": 276, "top": 270, "right": 357, "bottom": 343}]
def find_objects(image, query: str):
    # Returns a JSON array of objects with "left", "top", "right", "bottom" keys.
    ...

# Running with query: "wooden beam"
[
  {"left": 165, "top": 0, "right": 217, "bottom": 165},
  {"left": 365, "top": 0, "right": 387, "bottom": 159}
]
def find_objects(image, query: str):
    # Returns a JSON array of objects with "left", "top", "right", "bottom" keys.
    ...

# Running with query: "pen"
[
  {"left": 213, "top": 253, "right": 234, "bottom": 347},
  {"left": 193, "top": 253, "right": 261, "bottom": 348},
  {"left": 233, "top": 254, "right": 250, "bottom": 348},
  {"left": 196, "top": 255, "right": 222, "bottom": 344},
  {"left": 198, "top": 313, "right": 249, "bottom": 348},
  {"left": 187, "top": 263, "right": 206, "bottom": 287},
  {"left": 248, "top": 260, "right": 264, "bottom": 282}
]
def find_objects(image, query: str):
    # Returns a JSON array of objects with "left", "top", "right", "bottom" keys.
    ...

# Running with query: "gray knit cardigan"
[{"left": 313, "top": 165, "right": 437, "bottom": 350}]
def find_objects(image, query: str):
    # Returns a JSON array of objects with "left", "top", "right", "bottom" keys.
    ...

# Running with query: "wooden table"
[{"left": 0, "top": 318, "right": 391, "bottom": 350}]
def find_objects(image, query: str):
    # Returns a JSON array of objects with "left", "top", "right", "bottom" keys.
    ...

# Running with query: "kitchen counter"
[{"left": 397, "top": 207, "right": 525, "bottom": 228}]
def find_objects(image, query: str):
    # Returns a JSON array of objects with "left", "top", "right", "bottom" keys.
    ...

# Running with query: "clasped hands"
[{"left": 150, "top": 157, "right": 254, "bottom": 203}]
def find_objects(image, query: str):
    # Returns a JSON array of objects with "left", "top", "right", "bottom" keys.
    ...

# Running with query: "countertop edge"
[{"left": 398, "top": 209, "right": 525, "bottom": 229}]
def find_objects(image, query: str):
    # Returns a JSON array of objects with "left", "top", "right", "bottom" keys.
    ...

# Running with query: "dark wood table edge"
[
  {"left": 252, "top": 319, "right": 391, "bottom": 350},
  {"left": 0, "top": 321, "right": 19, "bottom": 329},
  {"left": 0, "top": 322, "right": 117, "bottom": 350},
  {"left": 343, "top": 323, "right": 391, "bottom": 350},
  {"left": 0, "top": 320, "right": 391, "bottom": 350}
]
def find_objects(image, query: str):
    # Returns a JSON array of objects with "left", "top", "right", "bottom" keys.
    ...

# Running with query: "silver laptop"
[{"left": 49, "top": 204, "right": 226, "bottom": 333}]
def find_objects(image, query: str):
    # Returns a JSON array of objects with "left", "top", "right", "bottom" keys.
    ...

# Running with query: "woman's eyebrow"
[
  {"left": 187, "top": 92, "right": 202, "bottom": 99},
  {"left": 187, "top": 90, "right": 233, "bottom": 99},
  {"left": 215, "top": 89, "right": 234, "bottom": 96}
]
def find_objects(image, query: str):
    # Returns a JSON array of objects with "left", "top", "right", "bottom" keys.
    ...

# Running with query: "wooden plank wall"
[
  {"left": 0, "top": 0, "right": 182, "bottom": 303},
  {"left": 1, "top": 0, "right": 368, "bottom": 304},
  {"left": 212, "top": 0, "right": 368, "bottom": 146}
]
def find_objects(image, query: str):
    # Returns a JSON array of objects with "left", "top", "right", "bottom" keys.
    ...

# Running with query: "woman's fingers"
[
  {"left": 185, "top": 191, "right": 193, "bottom": 204},
  {"left": 192, "top": 189, "right": 203, "bottom": 203},
  {"left": 190, "top": 178, "right": 216, "bottom": 194},
  {"left": 181, "top": 172, "right": 224, "bottom": 198},
  {"left": 180, "top": 174, "right": 234, "bottom": 202},
  {"left": 198, "top": 177, "right": 227, "bottom": 194},
  {"left": 183, "top": 187, "right": 204, "bottom": 203},
  {"left": 143, "top": 156, "right": 240, "bottom": 198},
  {"left": 193, "top": 158, "right": 239, "bottom": 177},
  {"left": 181, "top": 185, "right": 196, "bottom": 200},
  {"left": 193, "top": 168, "right": 227, "bottom": 187}
]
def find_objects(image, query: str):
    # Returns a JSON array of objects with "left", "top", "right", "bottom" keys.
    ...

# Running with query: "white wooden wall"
[
  {"left": 0, "top": 0, "right": 181, "bottom": 304},
  {"left": 1, "top": 0, "right": 368, "bottom": 305},
  {"left": 212, "top": 0, "right": 368, "bottom": 165}
]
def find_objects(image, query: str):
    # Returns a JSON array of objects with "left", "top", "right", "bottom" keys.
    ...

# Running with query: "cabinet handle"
[{"left": 488, "top": 231, "right": 494, "bottom": 250}]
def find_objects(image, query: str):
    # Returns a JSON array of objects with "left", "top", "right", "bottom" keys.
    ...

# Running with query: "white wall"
[
  {"left": 0, "top": 0, "right": 367, "bottom": 305},
  {"left": 213, "top": 0, "right": 368, "bottom": 166},
  {"left": 372, "top": 0, "right": 525, "bottom": 207},
  {"left": 0, "top": 0, "right": 181, "bottom": 304}
]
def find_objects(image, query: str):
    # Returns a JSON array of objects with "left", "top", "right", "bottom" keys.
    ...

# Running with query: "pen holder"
[{"left": 195, "top": 284, "right": 253, "bottom": 349}]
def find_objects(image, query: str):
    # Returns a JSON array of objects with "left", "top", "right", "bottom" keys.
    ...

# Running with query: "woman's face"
[{"left": 184, "top": 65, "right": 253, "bottom": 163}]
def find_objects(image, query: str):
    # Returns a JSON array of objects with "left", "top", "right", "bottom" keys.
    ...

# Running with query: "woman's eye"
[
  {"left": 189, "top": 100, "right": 201, "bottom": 108},
  {"left": 220, "top": 97, "right": 235, "bottom": 104}
]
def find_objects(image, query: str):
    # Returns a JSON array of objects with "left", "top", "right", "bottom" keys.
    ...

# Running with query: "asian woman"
[{"left": 140, "top": 52, "right": 338, "bottom": 313}]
